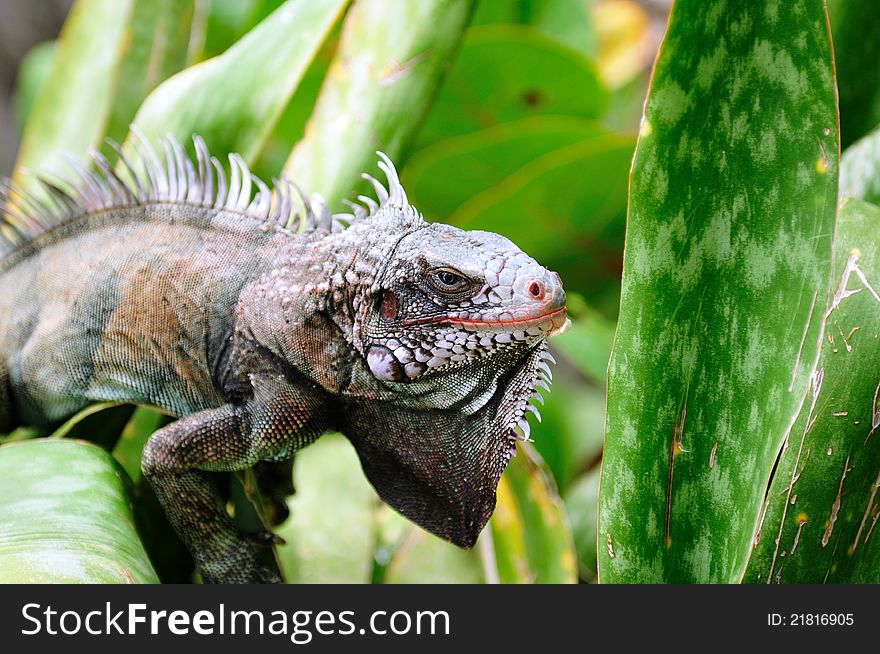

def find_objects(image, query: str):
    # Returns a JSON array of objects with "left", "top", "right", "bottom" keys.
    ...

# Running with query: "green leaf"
[
  {"left": 0, "top": 439, "right": 158, "bottom": 583},
  {"left": 827, "top": 0, "right": 880, "bottom": 148},
  {"left": 112, "top": 407, "right": 173, "bottom": 483},
  {"left": 564, "top": 466, "right": 601, "bottom": 583},
  {"left": 470, "top": 0, "right": 597, "bottom": 58},
  {"left": 449, "top": 135, "right": 633, "bottom": 302},
  {"left": 599, "top": 0, "right": 838, "bottom": 582},
  {"left": 283, "top": 0, "right": 475, "bottom": 208},
  {"left": 275, "top": 434, "right": 375, "bottom": 583},
  {"left": 488, "top": 443, "right": 578, "bottom": 583},
  {"left": 404, "top": 116, "right": 606, "bottom": 219},
  {"left": 125, "top": 0, "right": 348, "bottom": 165},
  {"left": 840, "top": 126, "right": 880, "bottom": 205},
  {"left": 383, "top": 514, "right": 484, "bottom": 584},
  {"left": 198, "top": 0, "right": 286, "bottom": 62},
  {"left": 552, "top": 293, "right": 616, "bottom": 386},
  {"left": 13, "top": 41, "right": 57, "bottom": 134},
  {"left": 744, "top": 197, "right": 880, "bottom": 583},
  {"left": 15, "top": 0, "right": 193, "bottom": 178},
  {"left": 532, "top": 374, "right": 605, "bottom": 489},
  {"left": 416, "top": 24, "right": 606, "bottom": 149}
]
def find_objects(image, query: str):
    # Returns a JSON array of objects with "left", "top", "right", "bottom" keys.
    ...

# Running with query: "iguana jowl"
[{"left": 0, "top": 134, "right": 568, "bottom": 583}]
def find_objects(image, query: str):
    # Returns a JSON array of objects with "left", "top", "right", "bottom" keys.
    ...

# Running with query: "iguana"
[{"left": 0, "top": 133, "right": 568, "bottom": 583}]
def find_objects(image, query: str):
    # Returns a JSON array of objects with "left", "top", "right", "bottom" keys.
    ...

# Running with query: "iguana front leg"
[{"left": 141, "top": 373, "right": 329, "bottom": 583}]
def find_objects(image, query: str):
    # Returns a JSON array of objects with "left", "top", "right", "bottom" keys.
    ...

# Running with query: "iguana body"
[{"left": 0, "top": 135, "right": 567, "bottom": 583}]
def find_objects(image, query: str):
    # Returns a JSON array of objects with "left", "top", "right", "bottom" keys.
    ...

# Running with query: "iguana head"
[
  {"left": 360, "top": 223, "right": 568, "bottom": 383},
  {"left": 341, "top": 154, "right": 569, "bottom": 548}
]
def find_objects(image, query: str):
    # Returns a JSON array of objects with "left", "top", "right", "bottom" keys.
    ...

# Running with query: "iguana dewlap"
[{"left": 0, "top": 134, "right": 567, "bottom": 583}]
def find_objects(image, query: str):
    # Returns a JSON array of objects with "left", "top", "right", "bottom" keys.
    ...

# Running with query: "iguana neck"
[{"left": 234, "top": 216, "right": 423, "bottom": 390}]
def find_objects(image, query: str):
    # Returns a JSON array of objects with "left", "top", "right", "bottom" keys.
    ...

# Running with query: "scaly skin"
[{"left": 0, "top": 135, "right": 567, "bottom": 583}]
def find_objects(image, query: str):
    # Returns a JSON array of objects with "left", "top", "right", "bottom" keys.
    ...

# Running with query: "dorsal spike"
[
  {"left": 342, "top": 199, "right": 368, "bottom": 222},
  {"left": 59, "top": 154, "right": 104, "bottom": 209},
  {"left": 249, "top": 174, "right": 271, "bottom": 216},
  {"left": 1, "top": 128, "right": 380, "bottom": 259},
  {"left": 88, "top": 147, "right": 133, "bottom": 205},
  {"left": 230, "top": 154, "right": 252, "bottom": 211},
  {"left": 281, "top": 180, "right": 295, "bottom": 228},
  {"left": 192, "top": 136, "right": 213, "bottom": 206},
  {"left": 330, "top": 213, "right": 352, "bottom": 232},
  {"left": 376, "top": 151, "right": 407, "bottom": 206},
  {"left": 311, "top": 193, "right": 333, "bottom": 232},
  {"left": 226, "top": 154, "right": 241, "bottom": 212},
  {"left": 107, "top": 139, "right": 146, "bottom": 201},
  {"left": 361, "top": 173, "right": 389, "bottom": 204},
  {"left": 131, "top": 126, "right": 167, "bottom": 199},
  {"left": 168, "top": 135, "right": 189, "bottom": 202},
  {"left": 211, "top": 156, "right": 227, "bottom": 210},
  {"left": 290, "top": 182, "right": 315, "bottom": 230},
  {"left": 357, "top": 195, "right": 379, "bottom": 215}
]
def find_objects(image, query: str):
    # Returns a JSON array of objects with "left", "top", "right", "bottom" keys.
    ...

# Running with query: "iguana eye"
[{"left": 429, "top": 268, "right": 469, "bottom": 292}]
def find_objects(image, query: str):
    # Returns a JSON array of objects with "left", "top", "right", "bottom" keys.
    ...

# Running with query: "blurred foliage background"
[{"left": 0, "top": 0, "right": 668, "bottom": 584}]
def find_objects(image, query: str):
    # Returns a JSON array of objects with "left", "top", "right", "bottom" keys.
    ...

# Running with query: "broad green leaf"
[
  {"left": 275, "top": 434, "right": 375, "bottom": 583},
  {"left": 471, "top": 0, "right": 597, "bottom": 58},
  {"left": 198, "top": 0, "right": 287, "bottom": 61},
  {"left": 284, "top": 0, "right": 475, "bottom": 208},
  {"left": 416, "top": 25, "right": 606, "bottom": 149},
  {"left": 13, "top": 41, "right": 57, "bottom": 134},
  {"left": 15, "top": 0, "right": 193, "bottom": 178},
  {"left": 449, "top": 135, "right": 633, "bottom": 302},
  {"left": 599, "top": 0, "right": 838, "bottom": 583},
  {"left": 745, "top": 197, "right": 880, "bottom": 583},
  {"left": 840, "top": 126, "right": 880, "bottom": 205},
  {"left": 125, "top": 0, "right": 348, "bottom": 165},
  {"left": 488, "top": 443, "right": 578, "bottom": 583},
  {"left": 404, "top": 116, "right": 606, "bottom": 219},
  {"left": 251, "top": 29, "right": 339, "bottom": 181},
  {"left": 0, "top": 439, "right": 158, "bottom": 583}
]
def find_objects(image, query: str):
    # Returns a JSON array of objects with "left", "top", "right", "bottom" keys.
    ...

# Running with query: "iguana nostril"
[{"left": 528, "top": 280, "right": 544, "bottom": 299}]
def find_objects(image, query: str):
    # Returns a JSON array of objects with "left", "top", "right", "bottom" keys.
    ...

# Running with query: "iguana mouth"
[{"left": 402, "top": 306, "right": 569, "bottom": 333}]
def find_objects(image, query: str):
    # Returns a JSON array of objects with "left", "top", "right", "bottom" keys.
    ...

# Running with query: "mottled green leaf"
[
  {"left": 0, "top": 439, "right": 158, "bottom": 583},
  {"left": 126, "top": 0, "right": 347, "bottom": 165},
  {"left": 745, "top": 197, "right": 880, "bottom": 583},
  {"left": 416, "top": 24, "right": 605, "bottom": 149},
  {"left": 15, "top": 0, "right": 193, "bottom": 178},
  {"left": 275, "top": 434, "right": 375, "bottom": 583},
  {"left": 404, "top": 116, "right": 606, "bottom": 219},
  {"left": 283, "top": 0, "right": 475, "bottom": 208},
  {"left": 488, "top": 443, "right": 577, "bottom": 583},
  {"left": 449, "top": 135, "right": 633, "bottom": 302},
  {"left": 840, "top": 126, "right": 880, "bottom": 205},
  {"left": 600, "top": 0, "right": 838, "bottom": 583}
]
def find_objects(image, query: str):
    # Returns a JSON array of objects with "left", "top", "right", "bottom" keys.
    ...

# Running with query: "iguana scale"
[{"left": 0, "top": 134, "right": 568, "bottom": 583}]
